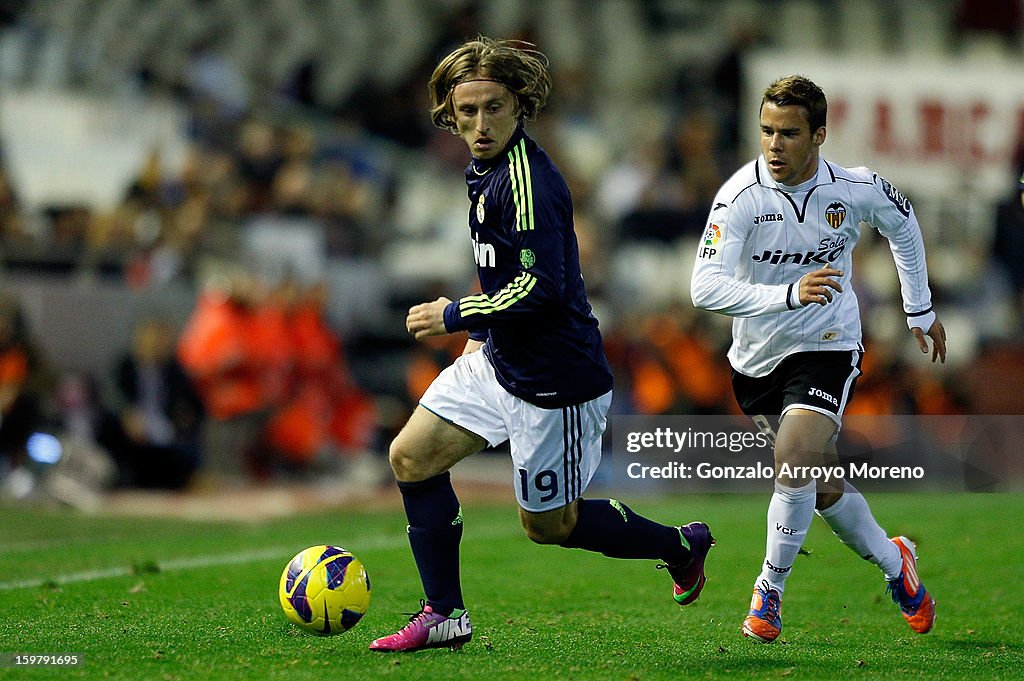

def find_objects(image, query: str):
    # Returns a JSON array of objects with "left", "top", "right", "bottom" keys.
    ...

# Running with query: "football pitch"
[{"left": 0, "top": 492, "right": 1020, "bottom": 680}]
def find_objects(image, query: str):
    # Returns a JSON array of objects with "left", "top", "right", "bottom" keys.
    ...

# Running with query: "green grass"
[{"left": 0, "top": 493, "right": 1021, "bottom": 680}]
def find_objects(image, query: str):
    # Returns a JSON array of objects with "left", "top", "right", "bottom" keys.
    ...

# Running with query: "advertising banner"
[{"left": 744, "top": 53, "right": 1024, "bottom": 201}]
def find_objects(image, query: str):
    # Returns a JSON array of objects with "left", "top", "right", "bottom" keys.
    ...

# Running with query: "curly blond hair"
[{"left": 428, "top": 36, "right": 552, "bottom": 133}]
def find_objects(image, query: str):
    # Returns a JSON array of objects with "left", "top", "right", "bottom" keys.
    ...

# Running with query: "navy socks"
[
  {"left": 397, "top": 472, "right": 464, "bottom": 616},
  {"left": 561, "top": 498, "right": 691, "bottom": 566},
  {"left": 399, "top": 480, "right": 688, "bottom": 616}
]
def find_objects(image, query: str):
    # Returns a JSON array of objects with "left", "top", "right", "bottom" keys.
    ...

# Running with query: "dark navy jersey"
[{"left": 442, "top": 127, "right": 613, "bottom": 408}]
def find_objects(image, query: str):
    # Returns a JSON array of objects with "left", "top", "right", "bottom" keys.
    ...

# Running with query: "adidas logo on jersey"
[{"left": 752, "top": 236, "right": 848, "bottom": 266}]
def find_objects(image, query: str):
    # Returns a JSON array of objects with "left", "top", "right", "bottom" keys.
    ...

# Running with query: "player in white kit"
[{"left": 691, "top": 75, "right": 945, "bottom": 642}]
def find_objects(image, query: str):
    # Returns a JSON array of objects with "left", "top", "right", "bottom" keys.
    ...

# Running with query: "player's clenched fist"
[
  {"left": 798, "top": 268, "right": 844, "bottom": 306},
  {"left": 406, "top": 297, "right": 453, "bottom": 340}
]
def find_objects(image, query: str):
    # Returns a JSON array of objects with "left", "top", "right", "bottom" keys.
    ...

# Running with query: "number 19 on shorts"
[{"left": 518, "top": 468, "right": 560, "bottom": 504}]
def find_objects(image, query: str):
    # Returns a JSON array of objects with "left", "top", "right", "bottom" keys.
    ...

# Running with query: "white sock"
[
  {"left": 816, "top": 481, "right": 902, "bottom": 580},
  {"left": 756, "top": 480, "right": 816, "bottom": 594}
]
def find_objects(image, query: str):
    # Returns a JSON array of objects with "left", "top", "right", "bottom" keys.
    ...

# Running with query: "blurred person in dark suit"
[
  {"left": 108, "top": 318, "right": 205, "bottom": 488},
  {"left": 991, "top": 152, "right": 1024, "bottom": 321},
  {"left": 0, "top": 293, "right": 54, "bottom": 500},
  {"left": 0, "top": 294, "right": 50, "bottom": 471}
]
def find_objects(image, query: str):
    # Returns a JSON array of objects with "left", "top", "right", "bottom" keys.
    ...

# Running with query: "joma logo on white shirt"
[{"left": 754, "top": 212, "right": 783, "bottom": 225}]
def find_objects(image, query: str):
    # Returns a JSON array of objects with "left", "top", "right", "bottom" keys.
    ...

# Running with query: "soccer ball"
[{"left": 278, "top": 545, "right": 370, "bottom": 635}]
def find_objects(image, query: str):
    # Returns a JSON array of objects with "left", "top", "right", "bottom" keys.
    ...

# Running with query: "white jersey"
[{"left": 691, "top": 156, "right": 934, "bottom": 377}]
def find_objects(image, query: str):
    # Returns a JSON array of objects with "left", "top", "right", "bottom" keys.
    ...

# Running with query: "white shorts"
[{"left": 419, "top": 348, "right": 612, "bottom": 512}]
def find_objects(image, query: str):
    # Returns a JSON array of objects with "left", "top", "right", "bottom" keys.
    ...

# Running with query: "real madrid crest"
[
  {"left": 476, "top": 193, "right": 486, "bottom": 224},
  {"left": 824, "top": 202, "right": 846, "bottom": 229},
  {"left": 520, "top": 248, "right": 536, "bottom": 269}
]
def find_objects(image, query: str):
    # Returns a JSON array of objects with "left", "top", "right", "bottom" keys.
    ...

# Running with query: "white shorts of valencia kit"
[{"left": 419, "top": 347, "right": 611, "bottom": 513}]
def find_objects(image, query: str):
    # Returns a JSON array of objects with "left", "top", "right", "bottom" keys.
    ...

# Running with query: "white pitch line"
[
  {"left": 0, "top": 546, "right": 298, "bottom": 591},
  {"left": 0, "top": 534, "right": 140, "bottom": 556},
  {"left": 0, "top": 528, "right": 517, "bottom": 592}
]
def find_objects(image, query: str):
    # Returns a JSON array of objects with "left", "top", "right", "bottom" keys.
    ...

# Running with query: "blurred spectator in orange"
[
  {"left": 265, "top": 281, "right": 376, "bottom": 466},
  {"left": 846, "top": 347, "right": 963, "bottom": 416},
  {"left": 404, "top": 333, "right": 468, "bottom": 406},
  {"left": 844, "top": 350, "right": 909, "bottom": 417},
  {"left": 177, "top": 269, "right": 288, "bottom": 479},
  {"left": 620, "top": 306, "right": 734, "bottom": 415}
]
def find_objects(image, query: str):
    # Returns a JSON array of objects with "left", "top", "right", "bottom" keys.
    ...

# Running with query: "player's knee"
[
  {"left": 773, "top": 444, "right": 823, "bottom": 471},
  {"left": 522, "top": 524, "right": 567, "bottom": 545},
  {"left": 388, "top": 439, "right": 424, "bottom": 482},
  {"left": 520, "top": 516, "right": 573, "bottom": 545}
]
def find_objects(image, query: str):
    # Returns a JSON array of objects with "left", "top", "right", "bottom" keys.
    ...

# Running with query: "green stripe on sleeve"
[
  {"left": 459, "top": 273, "right": 538, "bottom": 317},
  {"left": 508, "top": 148, "right": 523, "bottom": 231},
  {"left": 520, "top": 141, "right": 534, "bottom": 231},
  {"left": 508, "top": 142, "right": 534, "bottom": 231},
  {"left": 460, "top": 272, "right": 532, "bottom": 311}
]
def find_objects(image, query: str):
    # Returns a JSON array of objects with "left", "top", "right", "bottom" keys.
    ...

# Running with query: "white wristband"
[
  {"left": 906, "top": 309, "right": 935, "bottom": 332},
  {"left": 787, "top": 282, "right": 805, "bottom": 310}
]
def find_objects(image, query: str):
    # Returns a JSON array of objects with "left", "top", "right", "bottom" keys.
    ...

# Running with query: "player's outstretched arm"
[
  {"left": 406, "top": 297, "right": 453, "bottom": 340},
  {"left": 911, "top": 317, "right": 946, "bottom": 364}
]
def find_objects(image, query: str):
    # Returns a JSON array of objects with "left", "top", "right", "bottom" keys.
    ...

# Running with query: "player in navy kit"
[
  {"left": 691, "top": 75, "right": 945, "bottom": 643},
  {"left": 370, "top": 36, "right": 714, "bottom": 652}
]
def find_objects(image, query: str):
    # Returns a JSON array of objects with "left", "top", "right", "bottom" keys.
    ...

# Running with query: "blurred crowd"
[{"left": 1, "top": 1, "right": 1023, "bottom": 500}]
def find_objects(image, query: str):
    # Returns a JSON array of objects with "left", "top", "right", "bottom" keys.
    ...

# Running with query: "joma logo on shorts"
[{"left": 808, "top": 387, "right": 838, "bottom": 407}]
